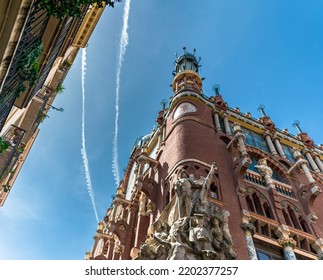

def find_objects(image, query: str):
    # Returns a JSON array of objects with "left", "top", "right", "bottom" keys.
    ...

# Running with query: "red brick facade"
[{"left": 89, "top": 51, "right": 323, "bottom": 260}]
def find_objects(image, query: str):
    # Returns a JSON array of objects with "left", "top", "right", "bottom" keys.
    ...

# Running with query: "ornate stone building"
[
  {"left": 0, "top": 0, "right": 106, "bottom": 206},
  {"left": 88, "top": 49, "right": 323, "bottom": 260}
]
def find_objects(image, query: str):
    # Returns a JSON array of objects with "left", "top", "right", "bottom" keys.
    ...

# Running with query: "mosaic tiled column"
[
  {"left": 240, "top": 222, "right": 258, "bottom": 260},
  {"left": 278, "top": 238, "right": 297, "bottom": 260}
]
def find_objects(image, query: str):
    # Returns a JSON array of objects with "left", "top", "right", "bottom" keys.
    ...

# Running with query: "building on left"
[{"left": 0, "top": 0, "right": 106, "bottom": 206}]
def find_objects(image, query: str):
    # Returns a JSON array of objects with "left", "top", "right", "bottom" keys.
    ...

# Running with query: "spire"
[
  {"left": 257, "top": 104, "right": 275, "bottom": 131},
  {"left": 292, "top": 120, "right": 314, "bottom": 147},
  {"left": 292, "top": 120, "right": 302, "bottom": 134},
  {"left": 173, "top": 47, "right": 201, "bottom": 76},
  {"left": 171, "top": 48, "right": 203, "bottom": 95},
  {"left": 212, "top": 84, "right": 227, "bottom": 110},
  {"left": 257, "top": 104, "right": 266, "bottom": 117}
]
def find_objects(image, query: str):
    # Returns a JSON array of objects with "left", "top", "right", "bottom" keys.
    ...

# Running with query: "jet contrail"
[
  {"left": 81, "top": 47, "right": 99, "bottom": 223},
  {"left": 112, "top": 0, "right": 131, "bottom": 187}
]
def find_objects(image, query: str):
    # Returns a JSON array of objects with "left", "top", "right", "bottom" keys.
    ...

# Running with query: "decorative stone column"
[
  {"left": 212, "top": 110, "right": 222, "bottom": 132},
  {"left": 263, "top": 131, "right": 278, "bottom": 156},
  {"left": 240, "top": 222, "right": 258, "bottom": 260},
  {"left": 313, "top": 153, "right": 323, "bottom": 172},
  {"left": 292, "top": 148, "right": 315, "bottom": 185},
  {"left": 278, "top": 238, "right": 297, "bottom": 260},
  {"left": 272, "top": 135, "right": 286, "bottom": 158},
  {"left": 303, "top": 148, "right": 320, "bottom": 173},
  {"left": 232, "top": 122, "right": 248, "bottom": 156},
  {"left": 222, "top": 113, "right": 232, "bottom": 135}
]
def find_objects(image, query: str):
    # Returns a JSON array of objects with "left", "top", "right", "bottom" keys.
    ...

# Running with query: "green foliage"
[
  {"left": 19, "top": 42, "right": 43, "bottom": 86},
  {"left": 0, "top": 137, "right": 9, "bottom": 153},
  {"left": 37, "top": 112, "right": 50, "bottom": 123},
  {"left": 12, "top": 41, "right": 43, "bottom": 98},
  {"left": 40, "top": 0, "right": 121, "bottom": 19},
  {"left": 56, "top": 83, "right": 65, "bottom": 94},
  {"left": 13, "top": 83, "right": 27, "bottom": 98},
  {"left": 2, "top": 184, "right": 11, "bottom": 193}
]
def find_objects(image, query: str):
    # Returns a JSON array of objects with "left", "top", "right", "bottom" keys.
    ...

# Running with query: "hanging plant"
[
  {"left": 39, "top": 0, "right": 121, "bottom": 19},
  {"left": 0, "top": 137, "right": 10, "bottom": 153},
  {"left": 2, "top": 184, "right": 11, "bottom": 193},
  {"left": 56, "top": 83, "right": 65, "bottom": 93},
  {"left": 19, "top": 41, "right": 43, "bottom": 86}
]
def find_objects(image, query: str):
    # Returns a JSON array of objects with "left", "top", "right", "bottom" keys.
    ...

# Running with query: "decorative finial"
[
  {"left": 292, "top": 120, "right": 302, "bottom": 133},
  {"left": 257, "top": 104, "right": 266, "bottom": 117},
  {"left": 212, "top": 84, "right": 221, "bottom": 96},
  {"left": 183, "top": 47, "right": 187, "bottom": 53}
]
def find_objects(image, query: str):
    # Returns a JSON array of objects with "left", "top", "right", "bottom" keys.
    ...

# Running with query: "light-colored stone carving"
[{"left": 136, "top": 164, "right": 237, "bottom": 260}]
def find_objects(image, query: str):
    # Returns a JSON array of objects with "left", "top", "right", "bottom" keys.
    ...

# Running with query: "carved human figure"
[
  {"left": 154, "top": 221, "right": 169, "bottom": 241},
  {"left": 198, "top": 163, "right": 217, "bottom": 205},
  {"left": 210, "top": 216, "right": 224, "bottom": 251},
  {"left": 154, "top": 218, "right": 196, "bottom": 260},
  {"left": 255, "top": 158, "right": 273, "bottom": 177},
  {"left": 138, "top": 192, "right": 147, "bottom": 216},
  {"left": 189, "top": 215, "right": 216, "bottom": 257},
  {"left": 220, "top": 213, "right": 237, "bottom": 259},
  {"left": 174, "top": 170, "right": 194, "bottom": 219}
]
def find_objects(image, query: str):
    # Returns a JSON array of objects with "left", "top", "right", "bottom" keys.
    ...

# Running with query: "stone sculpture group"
[{"left": 137, "top": 163, "right": 237, "bottom": 260}]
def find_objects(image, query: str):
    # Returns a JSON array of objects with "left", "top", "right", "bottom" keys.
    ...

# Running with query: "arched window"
[
  {"left": 248, "top": 156, "right": 285, "bottom": 183},
  {"left": 252, "top": 192, "right": 264, "bottom": 216},
  {"left": 210, "top": 183, "right": 219, "bottom": 199},
  {"left": 246, "top": 195, "right": 255, "bottom": 212},
  {"left": 263, "top": 202, "right": 274, "bottom": 219},
  {"left": 245, "top": 190, "right": 274, "bottom": 220},
  {"left": 288, "top": 206, "right": 301, "bottom": 230},
  {"left": 282, "top": 208, "right": 292, "bottom": 227},
  {"left": 299, "top": 216, "right": 309, "bottom": 233}
]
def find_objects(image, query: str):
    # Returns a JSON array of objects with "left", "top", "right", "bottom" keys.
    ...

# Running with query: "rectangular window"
[
  {"left": 280, "top": 143, "right": 295, "bottom": 163},
  {"left": 241, "top": 128, "right": 270, "bottom": 153},
  {"left": 256, "top": 249, "right": 283, "bottom": 260}
]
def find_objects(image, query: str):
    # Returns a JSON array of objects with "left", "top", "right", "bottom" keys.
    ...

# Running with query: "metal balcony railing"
[
  {"left": 0, "top": 125, "right": 25, "bottom": 179},
  {"left": 28, "top": 17, "right": 73, "bottom": 104},
  {"left": 0, "top": 1, "right": 50, "bottom": 131}
]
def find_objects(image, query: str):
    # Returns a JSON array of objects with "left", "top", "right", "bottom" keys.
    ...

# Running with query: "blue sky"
[{"left": 0, "top": 0, "right": 322, "bottom": 259}]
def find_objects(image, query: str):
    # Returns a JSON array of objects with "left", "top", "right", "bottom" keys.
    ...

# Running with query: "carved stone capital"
[
  {"left": 263, "top": 130, "right": 272, "bottom": 138},
  {"left": 278, "top": 238, "right": 296, "bottom": 249},
  {"left": 240, "top": 222, "right": 255, "bottom": 235},
  {"left": 317, "top": 253, "right": 323, "bottom": 260}
]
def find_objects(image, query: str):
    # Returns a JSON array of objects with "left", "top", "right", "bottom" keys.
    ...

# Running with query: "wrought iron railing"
[
  {"left": 28, "top": 17, "right": 73, "bottom": 104},
  {"left": 0, "top": 1, "right": 50, "bottom": 131},
  {"left": 0, "top": 125, "right": 25, "bottom": 179},
  {"left": 24, "top": 89, "right": 51, "bottom": 140}
]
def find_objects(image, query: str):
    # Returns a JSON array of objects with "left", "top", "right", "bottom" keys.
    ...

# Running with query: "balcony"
[
  {"left": 243, "top": 170, "right": 294, "bottom": 198},
  {"left": 0, "top": 125, "right": 25, "bottom": 180},
  {"left": 0, "top": 0, "right": 50, "bottom": 130}
]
